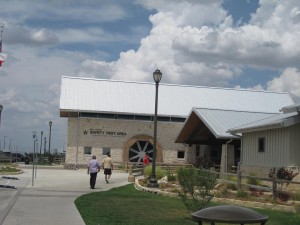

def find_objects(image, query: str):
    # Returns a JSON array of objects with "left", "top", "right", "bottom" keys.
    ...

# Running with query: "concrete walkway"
[{"left": 0, "top": 166, "right": 129, "bottom": 225}]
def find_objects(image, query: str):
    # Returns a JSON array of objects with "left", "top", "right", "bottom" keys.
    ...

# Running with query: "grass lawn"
[
  {"left": 0, "top": 163, "right": 21, "bottom": 174},
  {"left": 75, "top": 184, "right": 300, "bottom": 225}
]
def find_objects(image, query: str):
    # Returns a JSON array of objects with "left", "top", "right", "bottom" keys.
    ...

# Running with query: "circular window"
[{"left": 128, "top": 140, "right": 153, "bottom": 163}]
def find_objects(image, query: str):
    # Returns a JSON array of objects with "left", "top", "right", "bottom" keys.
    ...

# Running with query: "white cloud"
[
  {"left": 88, "top": 0, "right": 300, "bottom": 88},
  {"left": 2, "top": 0, "right": 300, "bottom": 151},
  {"left": 3, "top": 25, "right": 59, "bottom": 46},
  {"left": 267, "top": 67, "right": 300, "bottom": 97}
]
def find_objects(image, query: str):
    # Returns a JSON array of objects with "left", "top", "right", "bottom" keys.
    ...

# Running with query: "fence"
[
  {"left": 125, "top": 162, "right": 194, "bottom": 182},
  {"left": 209, "top": 168, "right": 300, "bottom": 201}
]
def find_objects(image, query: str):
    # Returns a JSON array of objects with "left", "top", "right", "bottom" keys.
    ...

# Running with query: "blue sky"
[{"left": 0, "top": 0, "right": 300, "bottom": 153}]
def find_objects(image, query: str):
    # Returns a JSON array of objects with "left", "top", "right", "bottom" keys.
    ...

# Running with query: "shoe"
[
  {"left": 90, "top": 186, "right": 95, "bottom": 189},
  {"left": 105, "top": 180, "right": 108, "bottom": 183}
]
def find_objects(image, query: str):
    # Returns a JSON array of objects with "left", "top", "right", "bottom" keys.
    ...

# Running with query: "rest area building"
[{"left": 59, "top": 76, "right": 294, "bottom": 171}]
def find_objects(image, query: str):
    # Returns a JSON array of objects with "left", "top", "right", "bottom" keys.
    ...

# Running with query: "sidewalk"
[{"left": 0, "top": 167, "right": 129, "bottom": 225}]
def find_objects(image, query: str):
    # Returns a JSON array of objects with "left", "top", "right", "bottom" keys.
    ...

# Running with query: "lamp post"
[
  {"left": 9, "top": 138, "right": 12, "bottom": 163},
  {"left": 48, "top": 121, "right": 52, "bottom": 163},
  {"left": 0, "top": 105, "right": 3, "bottom": 126},
  {"left": 35, "top": 138, "right": 38, "bottom": 178},
  {"left": 0, "top": 105, "right": 3, "bottom": 152},
  {"left": 32, "top": 131, "right": 37, "bottom": 186},
  {"left": 44, "top": 137, "right": 47, "bottom": 155},
  {"left": 39, "top": 131, "right": 43, "bottom": 160},
  {"left": 148, "top": 69, "right": 162, "bottom": 188},
  {"left": 3, "top": 136, "right": 6, "bottom": 151}
]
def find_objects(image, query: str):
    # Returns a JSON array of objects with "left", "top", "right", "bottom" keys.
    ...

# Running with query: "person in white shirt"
[{"left": 87, "top": 155, "right": 101, "bottom": 189}]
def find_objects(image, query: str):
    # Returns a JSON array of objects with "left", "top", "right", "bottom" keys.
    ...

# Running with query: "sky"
[{"left": 1, "top": 0, "right": 300, "bottom": 154}]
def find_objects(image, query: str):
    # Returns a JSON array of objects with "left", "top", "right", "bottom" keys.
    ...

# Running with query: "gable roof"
[
  {"left": 228, "top": 106, "right": 300, "bottom": 134},
  {"left": 59, "top": 76, "right": 294, "bottom": 118},
  {"left": 175, "top": 108, "right": 278, "bottom": 143}
]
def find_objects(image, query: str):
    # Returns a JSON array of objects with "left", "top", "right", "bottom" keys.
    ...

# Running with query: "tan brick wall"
[{"left": 65, "top": 117, "right": 187, "bottom": 165}]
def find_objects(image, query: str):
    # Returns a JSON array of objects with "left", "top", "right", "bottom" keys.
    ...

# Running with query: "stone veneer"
[{"left": 65, "top": 117, "right": 188, "bottom": 167}]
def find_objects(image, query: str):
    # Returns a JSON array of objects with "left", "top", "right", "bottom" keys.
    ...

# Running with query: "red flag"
[
  {"left": 0, "top": 52, "right": 6, "bottom": 66},
  {"left": 0, "top": 25, "right": 6, "bottom": 66}
]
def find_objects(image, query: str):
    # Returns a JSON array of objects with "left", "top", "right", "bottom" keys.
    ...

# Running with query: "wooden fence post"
[
  {"left": 237, "top": 169, "right": 242, "bottom": 191},
  {"left": 128, "top": 163, "right": 135, "bottom": 182},
  {"left": 272, "top": 167, "right": 277, "bottom": 201}
]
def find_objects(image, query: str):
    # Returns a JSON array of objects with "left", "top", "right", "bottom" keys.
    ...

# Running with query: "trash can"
[
  {"left": 24, "top": 157, "right": 29, "bottom": 165},
  {"left": 191, "top": 205, "right": 268, "bottom": 225}
]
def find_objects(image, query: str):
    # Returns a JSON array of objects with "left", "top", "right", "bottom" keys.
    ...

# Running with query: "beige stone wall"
[
  {"left": 65, "top": 117, "right": 187, "bottom": 165},
  {"left": 240, "top": 165, "right": 270, "bottom": 177}
]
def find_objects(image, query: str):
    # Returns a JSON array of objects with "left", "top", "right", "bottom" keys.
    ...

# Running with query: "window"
[
  {"left": 196, "top": 145, "right": 200, "bottom": 157},
  {"left": 102, "top": 147, "right": 111, "bottom": 155},
  {"left": 258, "top": 138, "right": 265, "bottom": 152},
  {"left": 177, "top": 150, "right": 185, "bottom": 159},
  {"left": 84, "top": 146, "right": 92, "bottom": 155}
]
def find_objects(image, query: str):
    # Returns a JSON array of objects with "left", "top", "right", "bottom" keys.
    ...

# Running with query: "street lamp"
[
  {"left": 44, "top": 137, "right": 47, "bottom": 155},
  {"left": 32, "top": 131, "right": 37, "bottom": 186},
  {"left": 0, "top": 105, "right": 3, "bottom": 126},
  {"left": 48, "top": 121, "right": 52, "bottom": 163},
  {"left": 39, "top": 131, "right": 43, "bottom": 160},
  {"left": 3, "top": 136, "right": 7, "bottom": 151},
  {"left": 148, "top": 69, "right": 162, "bottom": 188}
]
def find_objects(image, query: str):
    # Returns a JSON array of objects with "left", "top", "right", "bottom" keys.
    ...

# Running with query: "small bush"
[
  {"left": 177, "top": 167, "right": 216, "bottom": 211},
  {"left": 218, "top": 188, "right": 229, "bottom": 198},
  {"left": 144, "top": 165, "right": 167, "bottom": 180},
  {"left": 269, "top": 167, "right": 298, "bottom": 201},
  {"left": 225, "top": 175, "right": 237, "bottom": 190},
  {"left": 236, "top": 190, "right": 248, "bottom": 198},
  {"left": 247, "top": 172, "right": 260, "bottom": 185},
  {"left": 291, "top": 191, "right": 300, "bottom": 201},
  {"left": 167, "top": 170, "right": 177, "bottom": 182},
  {"left": 278, "top": 191, "right": 290, "bottom": 202}
]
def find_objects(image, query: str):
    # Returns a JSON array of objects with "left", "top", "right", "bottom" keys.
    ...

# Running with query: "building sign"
[{"left": 83, "top": 128, "right": 126, "bottom": 137}]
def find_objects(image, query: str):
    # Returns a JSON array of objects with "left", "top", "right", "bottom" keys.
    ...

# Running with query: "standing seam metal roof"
[
  {"left": 59, "top": 76, "right": 294, "bottom": 117},
  {"left": 193, "top": 108, "right": 279, "bottom": 138},
  {"left": 228, "top": 112, "right": 300, "bottom": 134}
]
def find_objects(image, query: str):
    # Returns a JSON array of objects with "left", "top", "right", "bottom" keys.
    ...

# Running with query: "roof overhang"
[
  {"left": 280, "top": 103, "right": 300, "bottom": 114},
  {"left": 229, "top": 113, "right": 300, "bottom": 134},
  {"left": 175, "top": 109, "right": 240, "bottom": 144}
]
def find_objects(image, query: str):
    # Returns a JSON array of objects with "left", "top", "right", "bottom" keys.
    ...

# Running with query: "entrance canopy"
[{"left": 175, "top": 107, "right": 279, "bottom": 144}]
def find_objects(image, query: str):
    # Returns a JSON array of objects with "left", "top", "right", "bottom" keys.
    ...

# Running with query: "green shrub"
[
  {"left": 144, "top": 165, "right": 166, "bottom": 180},
  {"left": 291, "top": 191, "right": 300, "bottom": 201},
  {"left": 247, "top": 172, "right": 260, "bottom": 185},
  {"left": 167, "top": 170, "right": 177, "bottom": 182},
  {"left": 224, "top": 175, "right": 237, "bottom": 190},
  {"left": 177, "top": 167, "right": 216, "bottom": 211},
  {"left": 236, "top": 190, "right": 248, "bottom": 198}
]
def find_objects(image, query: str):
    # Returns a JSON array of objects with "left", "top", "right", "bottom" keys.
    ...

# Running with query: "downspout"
[
  {"left": 75, "top": 112, "right": 79, "bottom": 169},
  {"left": 225, "top": 139, "right": 233, "bottom": 173},
  {"left": 237, "top": 137, "right": 243, "bottom": 190}
]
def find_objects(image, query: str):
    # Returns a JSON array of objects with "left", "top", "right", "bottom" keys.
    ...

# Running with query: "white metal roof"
[
  {"left": 193, "top": 108, "right": 278, "bottom": 139},
  {"left": 228, "top": 112, "right": 300, "bottom": 134},
  {"left": 60, "top": 76, "right": 294, "bottom": 117},
  {"left": 280, "top": 103, "right": 300, "bottom": 114}
]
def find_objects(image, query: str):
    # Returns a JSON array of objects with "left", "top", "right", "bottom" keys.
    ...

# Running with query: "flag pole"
[{"left": 0, "top": 24, "right": 3, "bottom": 52}]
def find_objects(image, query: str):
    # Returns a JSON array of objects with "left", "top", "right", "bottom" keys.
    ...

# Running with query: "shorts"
[{"left": 104, "top": 168, "right": 112, "bottom": 175}]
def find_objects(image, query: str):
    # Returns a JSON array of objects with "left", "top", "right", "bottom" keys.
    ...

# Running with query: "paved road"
[{"left": 0, "top": 166, "right": 129, "bottom": 225}]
